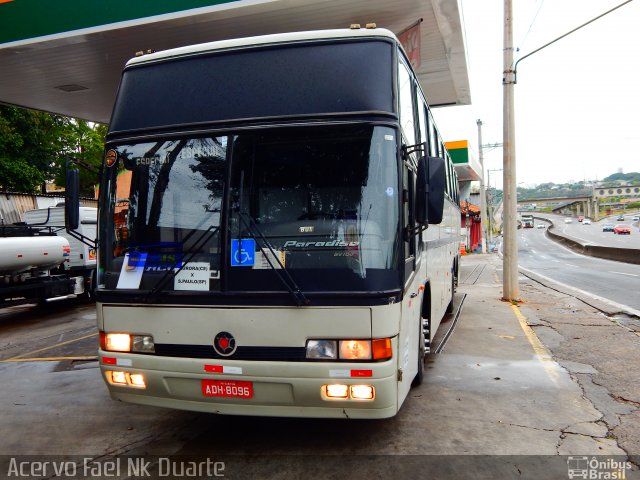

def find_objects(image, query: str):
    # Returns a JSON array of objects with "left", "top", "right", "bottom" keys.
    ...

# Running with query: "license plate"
[{"left": 201, "top": 379, "right": 253, "bottom": 399}]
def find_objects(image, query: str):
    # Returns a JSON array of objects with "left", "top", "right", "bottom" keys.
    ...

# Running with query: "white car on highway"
[{"left": 564, "top": 218, "right": 573, "bottom": 224}]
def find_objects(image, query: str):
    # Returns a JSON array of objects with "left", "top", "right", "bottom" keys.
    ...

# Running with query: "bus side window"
[
  {"left": 403, "top": 164, "right": 417, "bottom": 281},
  {"left": 447, "top": 157, "right": 454, "bottom": 199},
  {"left": 443, "top": 153, "right": 451, "bottom": 199},
  {"left": 398, "top": 61, "right": 416, "bottom": 147},
  {"left": 416, "top": 94, "right": 428, "bottom": 150},
  {"left": 429, "top": 113, "right": 439, "bottom": 158}
]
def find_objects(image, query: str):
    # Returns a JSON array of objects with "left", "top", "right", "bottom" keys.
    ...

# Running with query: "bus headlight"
[
  {"left": 132, "top": 335, "right": 155, "bottom": 353},
  {"left": 306, "top": 340, "right": 337, "bottom": 359},
  {"left": 306, "top": 338, "right": 392, "bottom": 361},
  {"left": 339, "top": 340, "right": 371, "bottom": 360},
  {"left": 104, "top": 333, "right": 131, "bottom": 352},
  {"left": 101, "top": 332, "right": 154, "bottom": 353}
]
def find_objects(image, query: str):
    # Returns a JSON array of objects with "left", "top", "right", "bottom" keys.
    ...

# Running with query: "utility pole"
[
  {"left": 476, "top": 119, "right": 488, "bottom": 254},
  {"left": 500, "top": 0, "right": 633, "bottom": 302},
  {"left": 503, "top": 0, "right": 518, "bottom": 301}
]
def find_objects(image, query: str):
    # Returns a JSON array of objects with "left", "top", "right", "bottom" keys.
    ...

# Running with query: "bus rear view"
[{"left": 96, "top": 28, "right": 458, "bottom": 418}]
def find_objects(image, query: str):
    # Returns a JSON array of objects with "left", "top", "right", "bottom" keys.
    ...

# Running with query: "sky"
[{"left": 431, "top": 0, "right": 640, "bottom": 190}]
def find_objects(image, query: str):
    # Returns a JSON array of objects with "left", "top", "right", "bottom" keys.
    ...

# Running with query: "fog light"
[
  {"left": 325, "top": 384, "right": 349, "bottom": 399},
  {"left": 110, "top": 371, "right": 127, "bottom": 385},
  {"left": 350, "top": 385, "right": 375, "bottom": 400},
  {"left": 128, "top": 373, "right": 146, "bottom": 388}
]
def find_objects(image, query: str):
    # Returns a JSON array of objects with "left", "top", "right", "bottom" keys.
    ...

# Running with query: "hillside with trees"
[{"left": 602, "top": 172, "right": 640, "bottom": 184}]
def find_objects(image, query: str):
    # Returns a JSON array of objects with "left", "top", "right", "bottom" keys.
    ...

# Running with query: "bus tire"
[{"left": 453, "top": 258, "right": 459, "bottom": 289}]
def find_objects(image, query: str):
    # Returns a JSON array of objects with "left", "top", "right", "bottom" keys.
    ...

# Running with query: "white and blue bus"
[{"left": 85, "top": 27, "right": 461, "bottom": 418}]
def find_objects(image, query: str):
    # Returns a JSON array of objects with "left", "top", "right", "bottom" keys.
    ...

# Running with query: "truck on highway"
[
  {"left": 521, "top": 214, "right": 534, "bottom": 228},
  {"left": 0, "top": 206, "right": 97, "bottom": 307}
]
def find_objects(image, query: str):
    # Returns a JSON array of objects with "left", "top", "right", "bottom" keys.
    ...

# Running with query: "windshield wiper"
[{"left": 238, "top": 212, "right": 310, "bottom": 307}]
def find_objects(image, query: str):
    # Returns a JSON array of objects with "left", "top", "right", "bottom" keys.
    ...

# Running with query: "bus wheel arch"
[{"left": 412, "top": 281, "right": 431, "bottom": 387}]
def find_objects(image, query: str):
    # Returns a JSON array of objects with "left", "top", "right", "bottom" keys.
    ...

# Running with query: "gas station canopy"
[{"left": 0, "top": 0, "right": 470, "bottom": 124}]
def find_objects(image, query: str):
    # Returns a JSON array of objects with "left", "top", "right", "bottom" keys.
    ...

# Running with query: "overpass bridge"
[{"left": 517, "top": 195, "right": 599, "bottom": 219}]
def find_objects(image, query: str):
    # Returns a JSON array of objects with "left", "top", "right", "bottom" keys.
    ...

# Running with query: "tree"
[
  {"left": 0, "top": 105, "right": 106, "bottom": 195},
  {"left": 0, "top": 107, "right": 47, "bottom": 192},
  {"left": 54, "top": 120, "right": 107, "bottom": 196}
]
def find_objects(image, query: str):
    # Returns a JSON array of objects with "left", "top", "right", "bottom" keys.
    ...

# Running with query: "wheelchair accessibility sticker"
[{"left": 231, "top": 239, "right": 255, "bottom": 267}]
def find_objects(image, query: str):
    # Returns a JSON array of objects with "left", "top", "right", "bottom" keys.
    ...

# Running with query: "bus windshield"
[{"left": 99, "top": 124, "right": 401, "bottom": 295}]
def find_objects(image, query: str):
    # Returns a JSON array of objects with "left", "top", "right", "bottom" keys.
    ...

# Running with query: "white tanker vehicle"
[{"left": 0, "top": 207, "right": 96, "bottom": 307}]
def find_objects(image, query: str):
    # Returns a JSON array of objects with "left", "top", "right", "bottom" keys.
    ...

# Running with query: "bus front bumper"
[{"left": 99, "top": 350, "right": 399, "bottom": 419}]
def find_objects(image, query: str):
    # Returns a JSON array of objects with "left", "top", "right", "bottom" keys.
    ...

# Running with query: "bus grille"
[{"left": 154, "top": 344, "right": 307, "bottom": 361}]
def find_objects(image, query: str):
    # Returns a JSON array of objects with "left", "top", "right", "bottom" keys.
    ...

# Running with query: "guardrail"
[{"left": 539, "top": 217, "right": 640, "bottom": 265}]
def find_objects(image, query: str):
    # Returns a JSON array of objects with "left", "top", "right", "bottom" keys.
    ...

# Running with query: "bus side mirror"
[
  {"left": 65, "top": 168, "right": 80, "bottom": 230},
  {"left": 427, "top": 156, "right": 446, "bottom": 225},
  {"left": 415, "top": 157, "right": 428, "bottom": 224}
]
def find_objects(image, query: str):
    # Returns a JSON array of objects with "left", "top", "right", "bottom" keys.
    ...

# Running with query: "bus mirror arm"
[
  {"left": 427, "top": 156, "right": 446, "bottom": 225},
  {"left": 65, "top": 164, "right": 80, "bottom": 231},
  {"left": 64, "top": 163, "right": 97, "bottom": 249},
  {"left": 415, "top": 157, "right": 428, "bottom": 225}
]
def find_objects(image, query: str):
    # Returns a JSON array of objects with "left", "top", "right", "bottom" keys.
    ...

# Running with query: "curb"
[{"left": 539, "top": 217, "right": 640, "bottom": 265}]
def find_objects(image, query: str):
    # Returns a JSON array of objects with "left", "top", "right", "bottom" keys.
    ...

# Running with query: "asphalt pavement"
[
  {"left": 0, "top": 255, "right": 638, "bottom": 479},
  {"left": 516, "top": 226, "right": 640, "bottom": 315}
]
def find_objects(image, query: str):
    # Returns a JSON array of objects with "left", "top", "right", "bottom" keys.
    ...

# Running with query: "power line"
[{"left": 518, "top": 0, "right": 546, "bottom": 52}]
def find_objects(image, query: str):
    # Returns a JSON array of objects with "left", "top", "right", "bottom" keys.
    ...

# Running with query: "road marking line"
[
  {"left": 6, "top": 332, "right": 98, "bottom": 361},
  {"left": 510, "top": 304, "right": 559, "bottom": 384},
  {"left": 519, "top": 266, "right": 640, "bottom": 318},
  {"left": 0, "top": 356, "right": 98, "bottom": 363},
  {"left": 608, "top": 271, "right": 639, "bottom": 277}
]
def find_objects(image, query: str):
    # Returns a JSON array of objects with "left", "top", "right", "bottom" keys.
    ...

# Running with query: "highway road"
[
  {"left": 516, "top": 225, "right": 640, "bottom": 315},
  {"left": 533, "top": 212, "right": 640, "bottom": 248}
]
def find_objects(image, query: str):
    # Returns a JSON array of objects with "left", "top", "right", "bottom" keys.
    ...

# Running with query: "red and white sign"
[
  {"left": 329, "top": 369, "right": 373, "bottom": 378},
  {"left": 204, "top": 364, "right": 243, "bottom": 375},
  {"left": 101, "top": 356, "right": 132, "bottom": 367}
]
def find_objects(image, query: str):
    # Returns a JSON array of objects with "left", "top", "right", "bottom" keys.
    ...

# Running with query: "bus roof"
[{"left": 127, "top": 27, "right": 398, "bottom": 67}]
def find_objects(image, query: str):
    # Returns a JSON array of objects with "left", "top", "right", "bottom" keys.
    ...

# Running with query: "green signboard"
[
  {"left": 448, "top": 148, "right": 469, "bottom": 165},
  {"left": 0, "top": 0, "right": 239, "bottom": 45}
]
